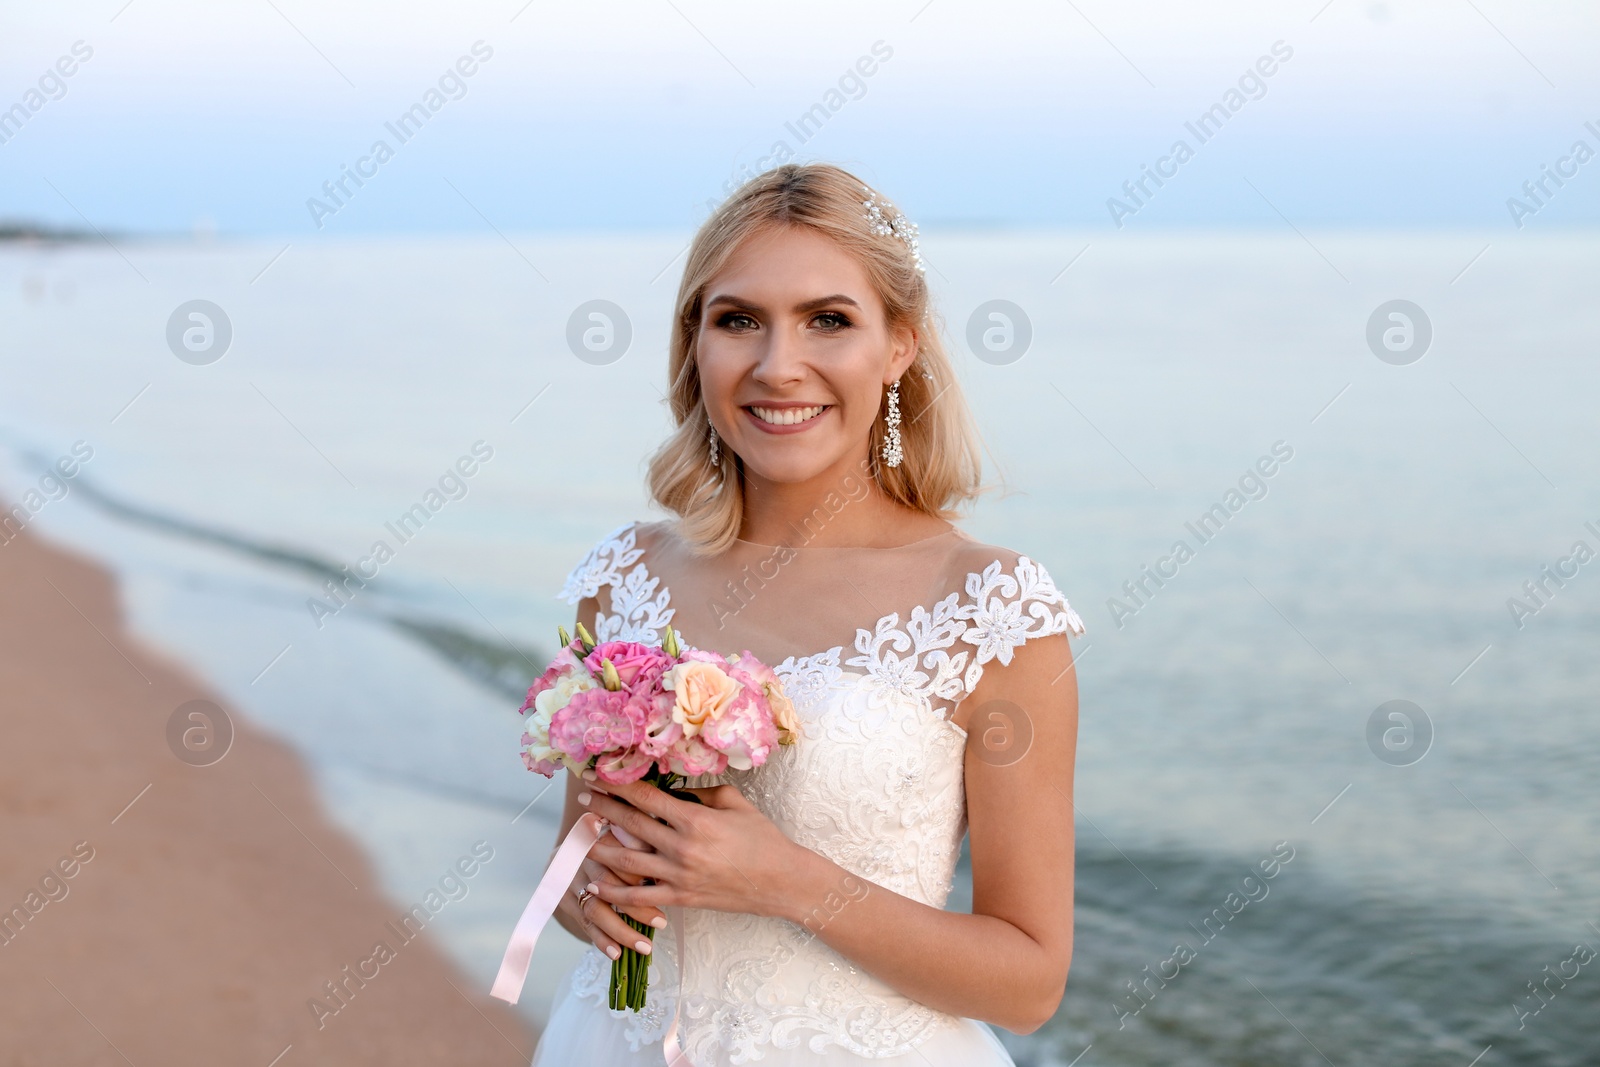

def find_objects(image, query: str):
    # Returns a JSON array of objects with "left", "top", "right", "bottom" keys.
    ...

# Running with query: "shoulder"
[
  {"left": 943, "top": 532, "right": 1087, "bottom": 647},
  {"left": 556, "top": 519, "right": 666, "bottom": 604}
]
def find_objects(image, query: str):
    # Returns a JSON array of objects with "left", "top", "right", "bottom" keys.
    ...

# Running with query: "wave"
[
  {"left": 8, "top": 441, "right": 547, "bottom": 704},
  {"left": 976, "top": 845, "right": 1600, "bottom": 1067}
]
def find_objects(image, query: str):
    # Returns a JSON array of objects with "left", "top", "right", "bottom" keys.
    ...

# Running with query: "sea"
[{"left": 2, "top": 230, "right": 1596, "bottom": 1066}]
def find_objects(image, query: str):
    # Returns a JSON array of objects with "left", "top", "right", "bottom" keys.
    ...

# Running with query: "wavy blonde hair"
[{"left": 647, "top": 162, "right": 988, "bottom": 556}]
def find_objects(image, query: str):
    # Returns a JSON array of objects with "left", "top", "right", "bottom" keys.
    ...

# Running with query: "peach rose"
[{"left": 665, "top": 660, "right": 741, "bottom": 738}]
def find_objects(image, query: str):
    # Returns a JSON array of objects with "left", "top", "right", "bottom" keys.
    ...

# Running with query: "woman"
[{"left": 530, "top": 162, "right": 1085, "bottom": 1066}]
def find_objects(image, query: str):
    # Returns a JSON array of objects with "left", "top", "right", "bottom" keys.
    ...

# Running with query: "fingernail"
[
  {"left": 585, "top": 882, "right": 598, "bottom": 895},
  {"left": 605, "top": 945, "right": 620, "bottom": 959},
  {"left": 649, "top": 916, "right": 667, "bottom": 929},
  {"left": 576, "top": 792, "right": 590, "bottom": 806},
  {"left": 635, "top": 939, "right": 652, "bottom": 954}
]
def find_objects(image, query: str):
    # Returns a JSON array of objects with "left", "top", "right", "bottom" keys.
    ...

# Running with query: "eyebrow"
[{"left": 705, "top": 293, "right": 862, "bottom": 314}]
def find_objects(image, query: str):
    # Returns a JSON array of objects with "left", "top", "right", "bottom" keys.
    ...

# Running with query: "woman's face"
[{"left": 696, "top": 224, "right": 915, "bottom": 488}]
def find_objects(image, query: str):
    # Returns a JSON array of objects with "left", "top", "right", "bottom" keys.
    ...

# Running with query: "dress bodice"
[{"left": 555, "top": 520, "right": 1084, "bottom": 1064}]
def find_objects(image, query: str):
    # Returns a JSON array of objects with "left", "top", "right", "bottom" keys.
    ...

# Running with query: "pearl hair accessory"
[{"left": 861, "top": 187, "right": 926, "bottom": 274}]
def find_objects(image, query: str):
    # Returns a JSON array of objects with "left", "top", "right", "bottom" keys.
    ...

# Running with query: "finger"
[
  {"left": 566, "top": 891, "right": 622, "bottom": 961},
  {"left": 592, "top": 877, "right": 676, "bottom": 911},
  {"left": 590, "top": 778, "right": 703, "bottom": 830},
  {"left": 582, "top": 853, "right": 646, "bottom": 888},
  {"left": 577, "top": 788, "right": 675, "bottom": 850},
  {"left": 576, "top": 884, "right": 662, "bottom": 957},
  {"left": 583, "top": 861, "right": 667, "bottom": 929},
  {"left": 590, "top": 841, "right": 675, "bottom": 886}
]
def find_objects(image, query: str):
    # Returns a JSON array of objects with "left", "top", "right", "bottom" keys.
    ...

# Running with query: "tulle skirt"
[{"left": 529, "top": 952, "right": 1018, "bottom": 1067}]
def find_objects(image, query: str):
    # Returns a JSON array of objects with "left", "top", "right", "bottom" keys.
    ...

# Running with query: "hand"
[
  {"left": 580, "top": 778, "right": 805, "bottom": 919},
  {"left": 558, "top": 830, "right": 668, "bottom": 962}
]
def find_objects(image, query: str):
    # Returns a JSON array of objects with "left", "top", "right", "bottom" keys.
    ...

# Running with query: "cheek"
[
  {"left": 696, "top": 342, "right": 738, "bottom": 406},
  {"left": 832, "top": 365, "right": 884, "bottom": 425}
]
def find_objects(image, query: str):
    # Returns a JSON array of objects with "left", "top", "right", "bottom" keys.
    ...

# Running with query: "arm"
[{"left": 588, "top": 629, "right": 1079, "bottom": 1034}]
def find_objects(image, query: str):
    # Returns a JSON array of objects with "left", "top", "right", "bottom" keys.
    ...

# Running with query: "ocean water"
[{"left": 2, "top": 231, "right": 1597, "bottom": 1065}]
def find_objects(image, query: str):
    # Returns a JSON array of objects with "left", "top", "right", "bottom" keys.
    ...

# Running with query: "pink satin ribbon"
[
  {"left": 490, "top": 810, "right": 697, "bottom": 1066},
  {"left": 490, "top": 811, "right": 609, "bottom": 1004}
]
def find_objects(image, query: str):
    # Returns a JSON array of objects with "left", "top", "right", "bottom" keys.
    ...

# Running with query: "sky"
[{"left": 1, "top": 0, "right": 1597, "bottom": 235}]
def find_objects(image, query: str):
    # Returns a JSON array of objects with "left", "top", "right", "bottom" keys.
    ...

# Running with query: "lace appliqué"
[
  {"left": 958, "top": 555, "right": 1086, "bottom": 697},
  {"left": 551, "top": 525, "right": 1085, "bottom": 1064},
  {"left": 839, "top": 553, "right": 1086, "bottom": 722},
  {"left": 567, "top": 944, "right": 676, "bottom": 1052},
  {"left": 558, "top": 521, "right": 674, "bottom": 644}
]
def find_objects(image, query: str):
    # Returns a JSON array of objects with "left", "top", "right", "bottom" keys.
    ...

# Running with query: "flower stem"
[{"left": 609, "top": 911, "right": 655, "bottom": 1011}]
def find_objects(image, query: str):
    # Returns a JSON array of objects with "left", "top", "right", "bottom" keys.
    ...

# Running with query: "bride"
[{"left": 529, "top": 162, "right": 1085, "bottom": 1066}]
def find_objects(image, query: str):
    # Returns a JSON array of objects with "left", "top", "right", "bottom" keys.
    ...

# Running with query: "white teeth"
[{"left": 749, "top": 405, "right": 826, "bottom": 426}]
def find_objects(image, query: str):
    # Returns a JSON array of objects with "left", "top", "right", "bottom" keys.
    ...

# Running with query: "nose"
[{"left": 749, "top": 318, "right": 807, "bottom": 389}]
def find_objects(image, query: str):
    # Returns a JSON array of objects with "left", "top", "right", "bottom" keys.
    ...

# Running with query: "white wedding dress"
[{"left": 529, "top": 519, "right": 1084, "bottom": 1067}]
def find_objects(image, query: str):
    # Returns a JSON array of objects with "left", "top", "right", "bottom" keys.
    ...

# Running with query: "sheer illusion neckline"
[{"left": 731, "top": 523, "right": 967, "bottom": 551}]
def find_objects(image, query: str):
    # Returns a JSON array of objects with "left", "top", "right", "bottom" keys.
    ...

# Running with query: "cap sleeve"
[
  {"left": 557, "top": 521, "right": 642, "bottom": 605},
  {"left": 958, "top": 553, "right": 1085, "bottom": 697},
  {"left": 557, "top": 520, "right": 674, "bottom": 645}
]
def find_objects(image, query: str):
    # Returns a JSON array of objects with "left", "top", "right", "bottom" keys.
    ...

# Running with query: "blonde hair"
[{"left": 647, "top": 162, "right": 988, "bottom": 555}]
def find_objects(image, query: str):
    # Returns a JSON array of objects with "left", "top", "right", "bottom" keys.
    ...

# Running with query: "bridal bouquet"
[{"left": 517, "top": 621, "right": 798, "bottom": 1011}]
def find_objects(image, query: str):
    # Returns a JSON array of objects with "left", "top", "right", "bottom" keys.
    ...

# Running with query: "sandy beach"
[{"left": 0, "top": 521, "right": 536, "bottom": 1065}]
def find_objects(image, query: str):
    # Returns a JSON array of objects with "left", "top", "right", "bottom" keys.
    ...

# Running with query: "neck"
[{"left": 737, "top": 449, "right": 940, "bottom": 549}]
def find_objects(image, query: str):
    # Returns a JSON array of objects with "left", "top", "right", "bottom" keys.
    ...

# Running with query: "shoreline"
[{"left": 0, "top": 521, "right": 536, "bottom": 1064}]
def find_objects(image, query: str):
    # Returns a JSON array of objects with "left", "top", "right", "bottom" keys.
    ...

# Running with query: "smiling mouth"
[{"left": 745, "top": 404, "right": 830, "bottom": 426}]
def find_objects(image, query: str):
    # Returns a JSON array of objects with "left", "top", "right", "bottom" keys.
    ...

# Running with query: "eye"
[
  {"left": 812, "top": 311, "right": 853, "bottom": 331},
  {"left": 715, "top": 311, "right": 759, "bottom": 331}
]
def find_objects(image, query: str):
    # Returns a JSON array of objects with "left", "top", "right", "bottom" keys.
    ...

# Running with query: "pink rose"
[
  {"left": 726, "top": 651, "right": 799, "bottom": 746},
  {"left": 698, "top": 689, "right": 779, "bottom": 771},
  {"left": 584, "top": 641, "right": 673, "bottom": 695},
  {"left": 549, "top": 687, "right": 641, "bottom": 763},
  {"left": 639, "top": 689, "right": 684, "bottom": 758},
  {"left": 725, "top": 650, "right": 773, "bottom": 688},
  {"left": 594, "top": 744, "right": 656, "bottom": 785},
  {"left": 662, "top": 733, "right": 729, "bottom": 778}
]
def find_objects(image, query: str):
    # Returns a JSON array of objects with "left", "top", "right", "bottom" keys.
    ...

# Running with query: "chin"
[{"left": 738, "top": 450, "right": 841, "bottom": 486}]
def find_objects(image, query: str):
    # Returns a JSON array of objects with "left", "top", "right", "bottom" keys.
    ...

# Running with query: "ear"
[{"left": 884, "top": 323, "right": 919, "bottom": 385}]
